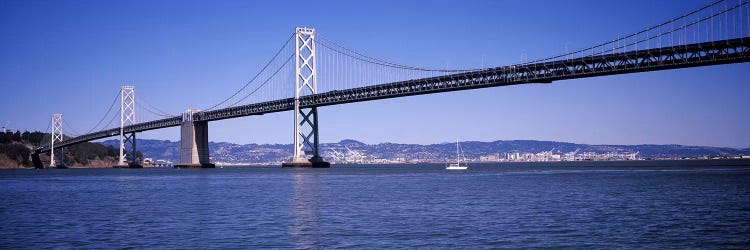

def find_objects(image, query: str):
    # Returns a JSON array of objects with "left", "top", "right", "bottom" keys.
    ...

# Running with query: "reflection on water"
[{"left": 290, "top": 170, "right": 321, "bottom": 248}]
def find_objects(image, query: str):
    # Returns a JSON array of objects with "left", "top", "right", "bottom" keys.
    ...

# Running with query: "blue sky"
[{"left": 1, "top": 0, "right": 749, "bottom": 148}]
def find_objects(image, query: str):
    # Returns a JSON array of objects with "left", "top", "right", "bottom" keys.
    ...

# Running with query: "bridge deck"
[
  {"left": 198, "top": 37, "right": 750, "bottom": 121},
  {"left": 35, "top": 37, "right": 750, "bottom": 153}
]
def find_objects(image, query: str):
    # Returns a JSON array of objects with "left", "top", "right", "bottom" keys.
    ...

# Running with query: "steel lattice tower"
[
  {"left": 50, "top": 114, "right": 63, "bottom": 167},
  {"left": 119, "top": 86, "right": 136, "bottom": 165},
  {"left": 289, "top": 27, "right": 325, "bottom": 165}
]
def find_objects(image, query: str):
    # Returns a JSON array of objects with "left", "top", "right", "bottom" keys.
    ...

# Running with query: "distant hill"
[{"left": 99, "top": 139, "right": 750, "bottom": 164}]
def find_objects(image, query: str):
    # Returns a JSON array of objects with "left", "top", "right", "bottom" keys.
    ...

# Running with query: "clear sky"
[{"left": 1, "top": 0, "right": 748, "bottom": 148}]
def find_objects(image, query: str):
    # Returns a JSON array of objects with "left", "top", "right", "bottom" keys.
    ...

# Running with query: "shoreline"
[{"left": 4, "top": 158, "right": 749, "bottom": 169}]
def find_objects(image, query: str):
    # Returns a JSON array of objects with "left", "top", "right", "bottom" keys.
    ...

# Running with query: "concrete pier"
[
  {"left": 282, "top": 156, "right": 330, "bottom": 168},
  {"left": 175, "top": 118, "right": 214, "bottom": 168},
  {"left": 31, "top": 153, "right": 44, "bottom": 169},
  {"left": 112, "top": 163, "right": 143, "bottom": 168}
]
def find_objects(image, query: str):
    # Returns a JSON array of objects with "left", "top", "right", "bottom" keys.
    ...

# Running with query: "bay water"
[{"left": 1, "top": 162, "right": 749, "bottom": 248}]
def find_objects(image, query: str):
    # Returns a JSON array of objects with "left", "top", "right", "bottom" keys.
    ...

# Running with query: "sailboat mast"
[{"left": 456, "top": 138, "right": 460, "bottom": 165}]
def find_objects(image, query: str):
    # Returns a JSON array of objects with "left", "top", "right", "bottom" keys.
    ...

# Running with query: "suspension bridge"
[{"left": 31, "top": 0, "right": 750, "bottom": 168}]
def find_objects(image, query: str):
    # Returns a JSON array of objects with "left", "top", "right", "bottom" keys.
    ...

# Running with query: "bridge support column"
[
  {"left": 175, "top": 110, "right": 214, "bottom": 168},
  {"left": 49, "top": 114, "right": 65, "bottom": 168},
  {"left": 115, "top": 86, "right": 142, "bottom": 168},
  {"left": 282, "top": 27, "right": 329, "bottom": 168},
  {"left": 114, "top": 132, "right": 141, "bottom": 168},
  {"left": 31, "top": 153, "right": 43, "bottom": 169}
]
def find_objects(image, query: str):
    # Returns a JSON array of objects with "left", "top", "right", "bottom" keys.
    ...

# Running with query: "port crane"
[
  {"left": 345, "top": 146, "right": 366, "bottom": 163},
  {"left": 565, "top": 148, "right": 581, "bottom": 161},
  {"left": 327, "top": 146, "right": 367, "bottom": 164}
]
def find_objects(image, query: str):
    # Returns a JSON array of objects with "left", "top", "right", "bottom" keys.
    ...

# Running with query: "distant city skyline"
[
  {"left": 1, "top": 0, "right": 749, "bottom": 148},
  {"left": 99, "top": 138, "right": 750, "bottom": 165}
]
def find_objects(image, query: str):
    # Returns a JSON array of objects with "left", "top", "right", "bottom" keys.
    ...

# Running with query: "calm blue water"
[{"left": 1, "top": 163, "right": 750, "bottom": 248}]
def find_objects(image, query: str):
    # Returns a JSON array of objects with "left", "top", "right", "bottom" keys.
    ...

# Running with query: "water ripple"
[{"left": 1, "top": 164, "right": 749, "bottom": 248}]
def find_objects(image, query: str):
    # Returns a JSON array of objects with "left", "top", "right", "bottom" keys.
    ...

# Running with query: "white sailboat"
[{"left": 446, "top": 139, "right": 468, "bottom": 170}]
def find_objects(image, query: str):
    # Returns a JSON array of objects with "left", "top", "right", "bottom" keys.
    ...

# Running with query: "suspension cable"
[
  {"left": 316, "top": 0, "right": 731, "bottom": 73},
  {"left": 141, "top": 104, "right": 173, "bottom": 118},
  {"left": 86, "top": 91, "right": 120, "bottom": 134},
  {"left": 316, "top": 35, "right": 473, "bottom": 72},
  {"left": 44, "top": 118, "right": 51, "bottom": 135},
  {"left": 228, "top": 54, "right": 294, "bottom": 107},
  {"left": 62, "top": 120, "right": 81, "bottom": 137},
  {"left": 138, "top": 94, "right": 175, "bottom": 117},
  {"left": 102, "top": 110, "right": 119, "bottom": 130},
  {"left": 36, "top": 119, "right": 53, "bottom": 148},
  {"left": 136, "top": 102, "right": 173, "bottom": 118},
  {"left": 524, "top": 0, "right": 728, "bottom": 65},
  {"left": 593, "top": 0, "right": 749, "bottom": 57},
  {"left": 204, "top": 33, "right": 295, "bottom": 111}
]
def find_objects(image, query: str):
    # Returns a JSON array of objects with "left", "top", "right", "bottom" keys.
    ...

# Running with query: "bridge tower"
[
  {"left": 117, "top": 85, "right": 140, "bottom": 167},
  {"left": 283, "top": 27, "right": 330, "bottom": 168},
  {"left": 49, "top": 114, "right": 63, "bottom": 167}
]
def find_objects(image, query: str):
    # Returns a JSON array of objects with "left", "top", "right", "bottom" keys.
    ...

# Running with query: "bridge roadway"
[{"left": 34, "top": 37, "right": 750, "bottom": 154}]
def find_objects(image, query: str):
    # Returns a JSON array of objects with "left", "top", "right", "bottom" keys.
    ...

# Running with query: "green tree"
[
  {"left": 12, "top": 131, "right": 22, "bottom": 142},
  {"left": 0, "top": 144, "right": 31, "bottom": 166},
  {"left": 28, "top": 132, "right": 46, "bottom": 146},
  {"left": 63, "top": 153, "right": 75, "bottom": 166},
  {"left": 0, "top": 132, "right": 11, "bottom": 143},
  {"left": 106, "top": 146, "right": 118, "bottom": 158},
  {"left": 21, "top": 131, "right": 30, "bottom": 142}
]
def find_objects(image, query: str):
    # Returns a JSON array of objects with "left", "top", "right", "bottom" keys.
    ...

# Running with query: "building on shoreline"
[{"left": 478, "top": 150, "right": 640, "bottom": 163}]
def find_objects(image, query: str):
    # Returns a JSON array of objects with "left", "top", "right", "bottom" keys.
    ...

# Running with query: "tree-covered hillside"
[{"left": 0, "top": 130, "right": 126, "bottom": 168}]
